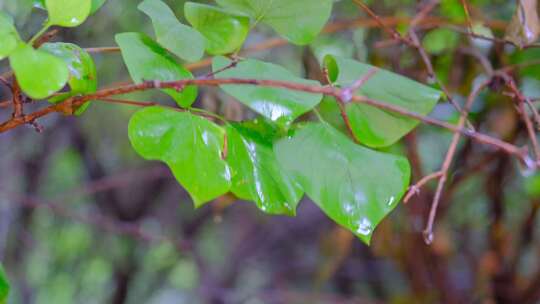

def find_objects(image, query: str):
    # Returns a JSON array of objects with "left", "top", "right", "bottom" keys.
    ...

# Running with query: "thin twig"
[
  {"left": 356, "top": 0, "right": 474, "bottom": 128},
  {"left": 423, "top": 78, "right": 493, "bottom": 244},
  {"left": 501, "top": 73, "right": 540, "bottom": 163},
  {"left": 352, "top": 0, "right": 407, "bottom": 41},
  {"left": 404, "top": 171, "right": 444, "bottom": 203},
  {"left": 11, "top": 79, "right": 23, "bottom": 118},
  {"left": 460, "top": 0, "right": 474, "bottom": 33}
]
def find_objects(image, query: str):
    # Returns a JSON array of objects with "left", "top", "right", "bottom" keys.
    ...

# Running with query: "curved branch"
[{"left": 0, "top": 77, "right": 525, "bottom": 162}]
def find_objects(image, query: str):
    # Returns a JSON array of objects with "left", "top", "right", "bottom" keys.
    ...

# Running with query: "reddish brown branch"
[
  {"left": 423, "top": 78, "right": 493, "bottom": 244},
  {"left": 460, "top": 0, "right": 474, "bottom": 33},
  {"left": 499, "top": 73, "right": 540, "bottom": 163},
  {"left": 0, "top": 77, "right": 525, "bottom": 162},
  {"left": 404, "top": 171, "right": 444, "bottom": 203},
  {"left": 11, "top": 79, "right": 23, "bottom": 118}
]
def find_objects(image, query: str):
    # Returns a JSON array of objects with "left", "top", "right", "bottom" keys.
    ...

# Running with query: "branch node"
[
  {"left": 423, "top": 229, "right": 434, "bottom": 245},
  {"left": 29, "top": 119, "right": 44, "bottom": 133},
  {"left": 339, "top": 89, "right": 354, "bottom": 104}
]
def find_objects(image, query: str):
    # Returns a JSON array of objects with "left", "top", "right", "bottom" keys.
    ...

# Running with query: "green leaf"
[
  {"left": 10, "top": 43, "right": 69, "bottom": 99},
  {"left": 226, "top": 120, "right": 303, "bottom": 215},
  {"left": 40, "top": 42, "right": 97, "bottom": 113},
  {"left": 138, "top": 0, "right": 205, "bottom": 62},
  {"left": 213, "top": 56, "right": 323, "bottom": 125},
  {"left": 0, "top": 264, "right": 9, "bottom": 304},
  {"left": 0, "top": 12, "right": 20, "bottom": 60},
  {"left": 45, "top": 0, "right": 91, "bottom": 27},
  {"left": 184, "top": 2, "right": 250, "bottom": 55},
  {"left": 128, "top": 106, "right": 231, "bottom": 206},
  {"left": 115, "top": 32, "right": 197, "bottom": 108},
  {"left": 317, "top": 96, "right": 348, "bottom": 134},
  {"left": 324, "top": 55, "right": 442, "bottom": 147},
  {"left": 34, "top": 0, "right": 46, "bottom": 9},
  {"left": 41, "top": 43, "right": 97, "bottom": 94},
  {"left": 275, "top": 123, "right": 411, "bottom": 244},
  {"left": 215, "top": 0, "right": 333, "bottom": 45},
  {"left": 91, "top": 0, "right": 106, "bottom": 14}
]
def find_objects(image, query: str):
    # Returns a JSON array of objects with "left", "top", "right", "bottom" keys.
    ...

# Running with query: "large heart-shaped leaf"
[
  {"left": 0, "top": 12, "right": 20, "bottom": 60},
  {"left": 129, "top": 106, "right": 231, "bottom": 207},
  {"left": 185, "top": 2, "right": 250, "bottom": 55},
  {"left": 138, "top": 0, "right": 205, "bottom": 62},
  {"left": 226, "top": 120, "right": 303, "bottom": 215},
  {"left": 0, "top": 264, "right": 8, "bottom": 304},
  {"left": 275, "top": 123, "right": 411, "bottom": 244},
  {"left": 10, "top": 43, "right": 69, "bottom": 99},
  {"left": 45, "top": 0, "right": 91, "bottom": 27},
  {"left": 213, "top": 56, "right": 323, "bottom": 125},
  {"left": 115, "top": 32, "right": 197, "bottom": 108},
  {"left": 40, "top": 42, "right": 97, "bottom": 113},
  {"left": 325, "top": 55, "right": 442, "bottom": 148},
  {"left": 215, "top": 0, "right": 333, "bottom": 45}
]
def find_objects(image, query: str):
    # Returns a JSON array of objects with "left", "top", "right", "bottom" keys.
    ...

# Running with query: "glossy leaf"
[
  {"left": 0, "top": 12, "right": 20, "bottom": 60},
  {"left": 0, "top": 264, "right": 8, "bottom": 304},
  {"left": 226, "top": 120, "right": 303, "bottom": 215},
  {"left": 215, "top": 0, "right": 333, "bottom": 45},
  {"left": 317, "top": 96, "right": 348, "bottom": 134},
  {"left": 128, "top": 106, "right": 231, "bottom": 207},
  {"left": 45, "top": 0, "right": 91, "bottom": 27},
  {"left": 275, "top": 123, "right": 411, "bottom": 244},
  {"left": 213, "top": 56, "right": 323, "bottom": 125},
  {"left": 184, "top": 2, "right": 250, "bottom": 55},
  {"left": 138, "top": 0, "right": 205, "bottom": 62},
  {"left": 115, "top": 32, "right": 197, "bottom": 108},
  {"left": 10, "top": 43, "right": 69, "bottom": 99},
  {"left": 41, "top": 43, "right": 97, "bottom": 94},
  {"left": 40, "top": 43, "right": 97, "bottom": 113},
  {"left": 325, "top": 55, "right": 442, "bottom": 147}
]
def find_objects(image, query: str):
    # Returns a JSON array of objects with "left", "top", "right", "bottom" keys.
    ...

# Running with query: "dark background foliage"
[{"left": 2, "top": 0, "right": 540, "bottom": 303}]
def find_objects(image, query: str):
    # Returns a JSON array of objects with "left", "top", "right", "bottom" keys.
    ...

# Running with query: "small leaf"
[
  {"left": 41, "top": 43, "right": 97, "bottom": 94},
  {"left": 0, "top": 264, "right": 9, "bottom": 304},
  {"left": 215, "top": 0, "right": 333, "bottom": 45},
  {"left": 184, "top": 2, "right": 250, "bottom": 55},
  {"left": 213, "top": 56, "right": 323, "bottom": 125},
  {"left": 0, "top": 12, "right": 20, "bottom": 60},
  {"left": 45, "top": 0, "right": 91, "bottom": 27},
  {"left": 505, "top": 0, "right": 540, "bottom": 48},
  {"left": 115, "top": 32, "right": 197, "bottom": 108},
  {"left": 128, "top": 106, "right": 231, "bottom": 207},
  {"left": 226, "top": 120, "right": 303, "bottom": 215},
  {"left": 40, "top": 42, "right": 97, "bottom": 113},
  {"left": 275, "top": 123, "right": 411, "bottom": 244},
  {"left": 138, "top": 0, "right": 205, "bottom": 62},
  {"left": 10, "top": 43, "right": 69, "bottom": 99},
  {"left": 324, "top": 55, "right": 442, "bottom": 147}
]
